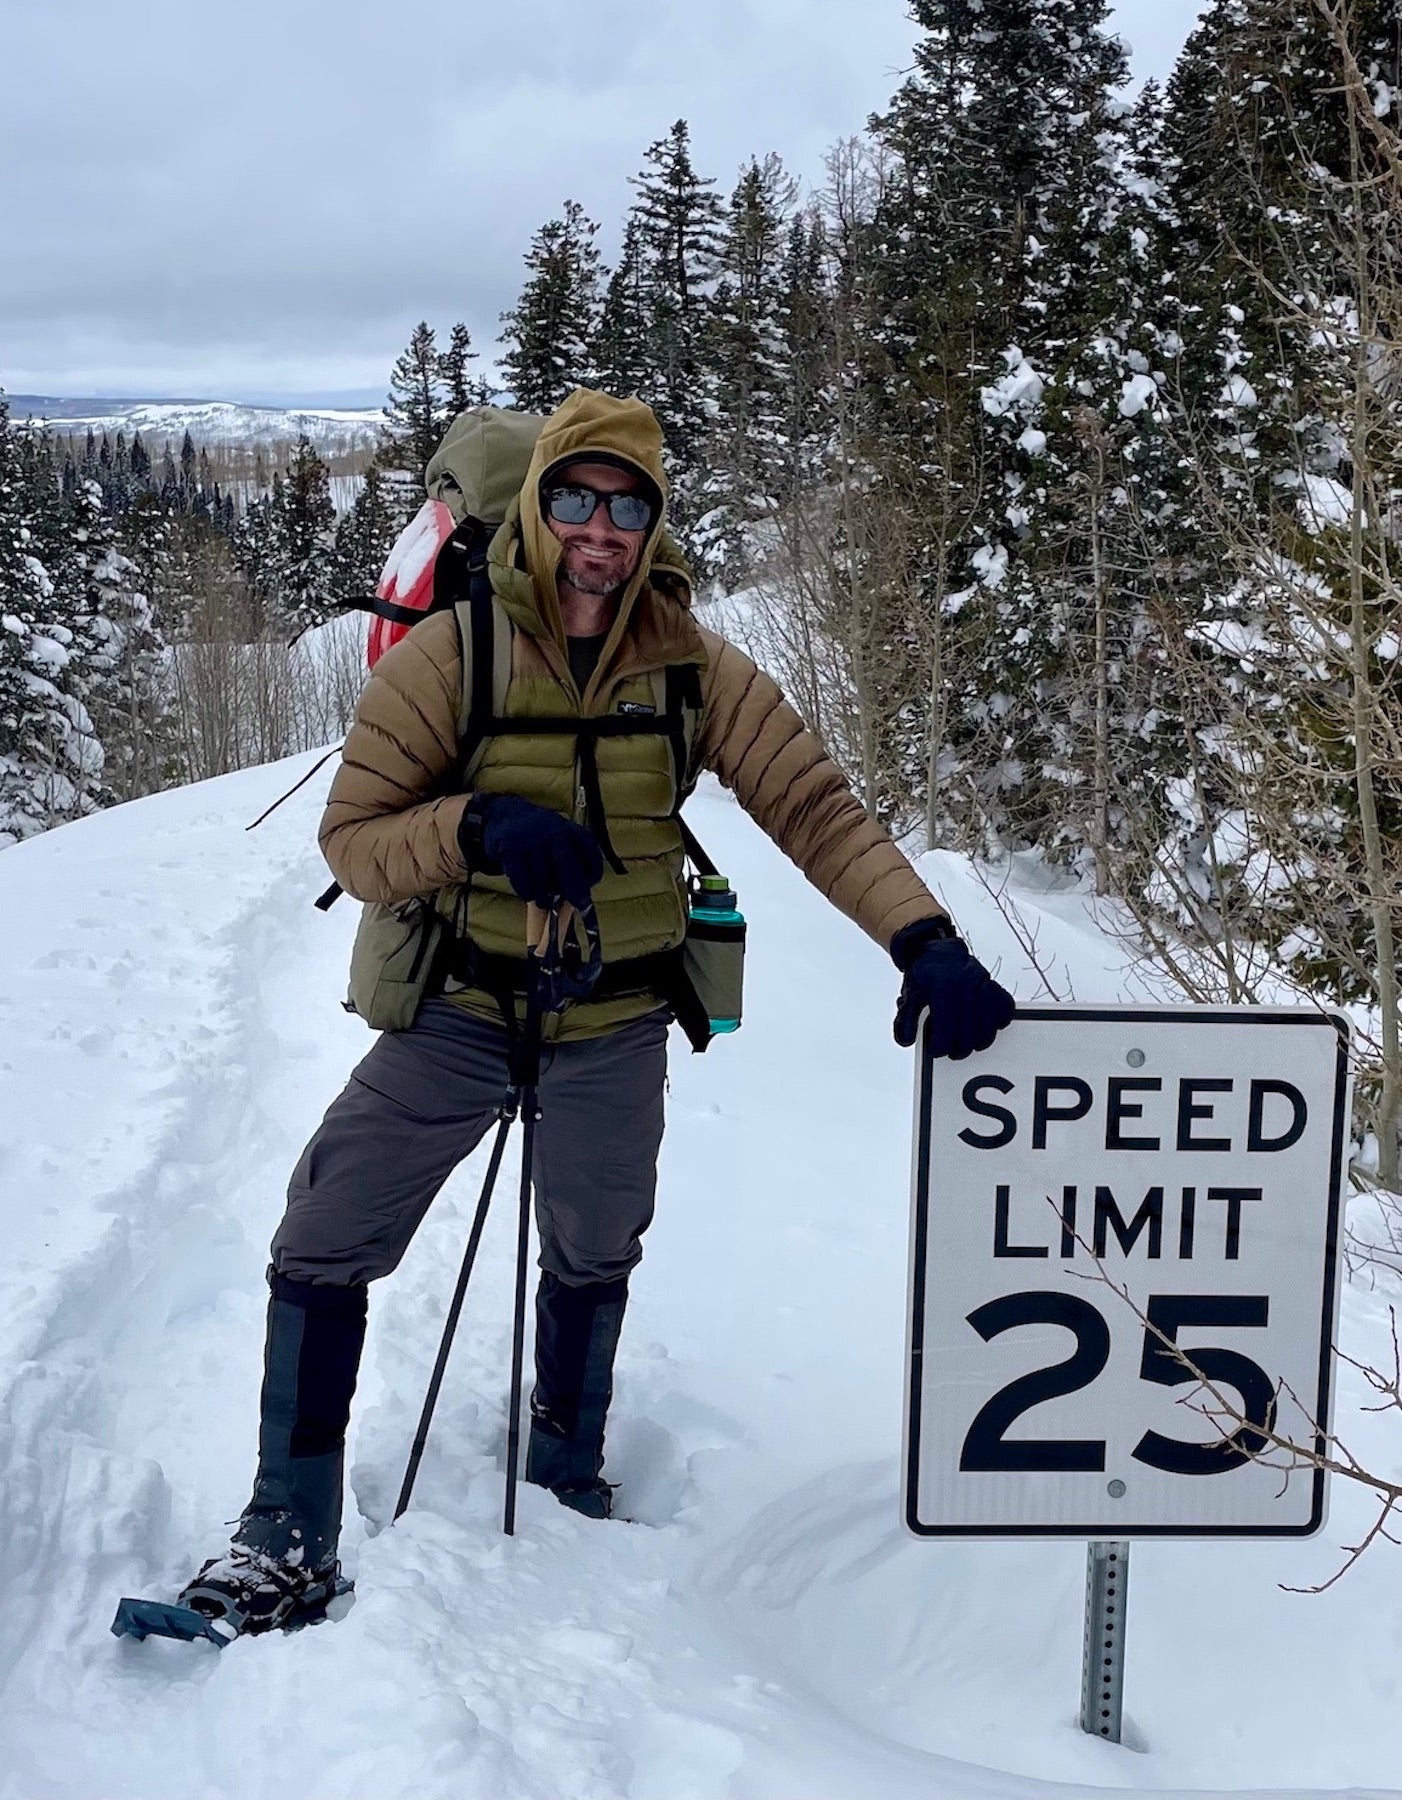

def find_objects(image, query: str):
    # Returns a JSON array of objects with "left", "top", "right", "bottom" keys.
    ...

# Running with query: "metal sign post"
[
  {"left": 904, "top": 1004, "right": 1350, "bottom": 1744},
  {"left": 1081, "top": 1541, "right": 1129, "bottom": 1742}
]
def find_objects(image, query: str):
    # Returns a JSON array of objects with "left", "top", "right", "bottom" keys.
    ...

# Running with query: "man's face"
[{"left": 542, "top": 460, "right": 651, "bottom": 599}]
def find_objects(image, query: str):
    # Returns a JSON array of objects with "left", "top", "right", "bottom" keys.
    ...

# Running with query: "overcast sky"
[{"left": 1, "top": 0, "right": 1205, "bottom": 407}]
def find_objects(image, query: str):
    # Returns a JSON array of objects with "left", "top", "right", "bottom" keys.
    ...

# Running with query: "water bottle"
[{"left": 684, "top": 873, "right": 746, "bottom": 1036}]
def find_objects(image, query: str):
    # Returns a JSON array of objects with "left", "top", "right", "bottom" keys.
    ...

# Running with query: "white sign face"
[{"left": 905, "top": 1007, "right": 1349, "bottom": 1538}]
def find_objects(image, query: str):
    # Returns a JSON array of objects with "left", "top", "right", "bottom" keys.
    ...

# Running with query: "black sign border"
[{"left": 906, "top": 1006, "right": 1350, "bottom": 1539}]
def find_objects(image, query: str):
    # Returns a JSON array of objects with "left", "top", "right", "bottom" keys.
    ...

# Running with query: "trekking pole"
[
  {"left": 502, "top": 969, "right": 546, "bottom": 1538},
  {"left": 393, "top": 1095, "right": 519, "bottom": 1522}
]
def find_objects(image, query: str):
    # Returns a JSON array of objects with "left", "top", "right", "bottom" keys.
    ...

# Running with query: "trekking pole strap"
[{"left": 246, "top": 746, "right": 341, "bottom": 834}]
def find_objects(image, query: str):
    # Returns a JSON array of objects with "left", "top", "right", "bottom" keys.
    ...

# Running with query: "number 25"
[{"left": 958, "top": 1291, "right": 1277, "bottom": 1475}]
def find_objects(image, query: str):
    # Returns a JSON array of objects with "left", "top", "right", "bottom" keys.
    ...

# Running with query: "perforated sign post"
[{"left": 904, "top": 1005, "right": 1349, "bottom": 1742}]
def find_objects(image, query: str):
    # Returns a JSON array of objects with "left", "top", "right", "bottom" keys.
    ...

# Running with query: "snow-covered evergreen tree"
[
  {"left": 1147, "top": 0, "right": 1402, "bottom": 1184},
  {"left": 124, "top": 493, "right": 197, "bottom": 638},
  {"left": 593, "top": 218, "right": 652, "bottom": 400},
  {"left": 265, "top": 436, "right": 339, "bottom": 633},
  {"left": 696, "top": 156, "right": 797, "bottom": 582},
  {"left": 623, "top": 120, "right": 726, "bottom": 544},
  {"left": 499, "top": 201, "right": 603, "bottom": 414},
  {"left": 775, "top": 212, "right": 835, "bottom": 503},
  {"left": 439, "top": 321, "right": 489, "bottom": 418},
  {"left": 0, "top": 397, "right": 101, "bottom": 844},
  {"left": 332, "top": 463, "right": 397, "bottom": 603},
  {"left": 377, "top": 321, "right": 448, "bottom": 483},
  {"left": 868, "top": 0, "right": 1148, "bottom": 856},
  {"left": 233, "top": 482, "right": 281, "bottom": 632},
  {"left": 62, "top": 476, "right": 172, "bottom": 804}
]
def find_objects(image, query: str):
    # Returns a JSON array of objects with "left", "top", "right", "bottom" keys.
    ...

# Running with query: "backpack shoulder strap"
[
  {"left": 452, "top": 565, "right": 513, "bottom": 788},
  {"left": 658, "top": 662, "right": 704, "bottom": 804},
  {"left": 656, "top": 662, "right": 716, "bottom": 875}
]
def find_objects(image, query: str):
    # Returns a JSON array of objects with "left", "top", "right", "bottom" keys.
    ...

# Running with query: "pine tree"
[
  {"left": 623, "top": 120, "right": 726, "bottom": 542},
  {"left": 499, "top": 200, "right": 603, "bottom": 413},
  {"left": 266, "top": 435, "right": 339, "bottom": 632},
  {"left": 593, "top": 218, "right": 652, "bottom": 399},
  {"left": 1149, "top": 0, "right": 1402, "bottom": 1184},
  {"left": 233, "top": 484, "right": 280, "bottom": 632},
  {"left": 331, "top": 463, "right": 397, "bottom": 602},
  {"left": 377, "top": 321, "right": 447, "bottom": 483},
  {"left": 0, "top": 395, "right": 101, "bottom": 843},
  {"left": 775, "top": 212, "right": 835, "bottom": 501},
  {"left": 439, "top": 321, "right": 490, "bottom": 416},
  {"left": 866, "top": 0, "right": 1143, "bottom": 852},
  {"left": 125, "top": 492, "right": 196, "bottom": 637},
  {"left": 62, "top": 476, "right": 172, "bottom": 804},
  {"left": 13, "top": 424, "right": 67, "bottom": 571},
  {"left": 697, "top": 156, "right": 797, "bottom": 581}
]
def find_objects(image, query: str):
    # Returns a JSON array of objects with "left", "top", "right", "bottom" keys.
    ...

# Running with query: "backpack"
[{"left": 355, "top": 406, "right": 548, "bottom": 668}]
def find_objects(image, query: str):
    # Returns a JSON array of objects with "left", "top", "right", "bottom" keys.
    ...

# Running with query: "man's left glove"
[
  {"left": 890, "top": 916, "right": 1016, "bottom": 1059},
  {"left": 459, "top": 793, "right": 604, "bottom": 910}
]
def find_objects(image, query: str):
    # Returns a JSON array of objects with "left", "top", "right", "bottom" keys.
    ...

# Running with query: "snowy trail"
[{"left": 2, "top": 757, "right": 1401, "bottom": 1798}]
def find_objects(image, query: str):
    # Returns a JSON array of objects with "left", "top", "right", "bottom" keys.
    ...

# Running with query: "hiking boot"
[
  {"left": 176, "top": 1543, "right": 347, "bottom": 1641},
  {"left": 548, "top": 1478, "right": 617, "bottom": 1520}
]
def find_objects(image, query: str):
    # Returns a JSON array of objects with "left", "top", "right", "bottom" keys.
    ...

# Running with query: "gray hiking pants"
[{"left": 272, "top": 1000, "right": 669, "bottom": 1289}]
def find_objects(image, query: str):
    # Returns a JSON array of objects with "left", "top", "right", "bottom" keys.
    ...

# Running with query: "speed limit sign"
[{"left": 905, "top": 1006, "right": 1350, "bottom": 1538}]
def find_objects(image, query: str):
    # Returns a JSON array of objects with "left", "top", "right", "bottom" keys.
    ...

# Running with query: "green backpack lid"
[{"left": 425, "top": 406, "right": 546, "bottom": 525}]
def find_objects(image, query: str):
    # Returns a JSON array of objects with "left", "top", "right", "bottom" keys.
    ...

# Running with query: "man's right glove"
[
  {"left": 460, "top": 794, "right": 604, "bottom": 911},
  {"left": 890, "top": 916, "right": 1016, "bottom": 1059}
]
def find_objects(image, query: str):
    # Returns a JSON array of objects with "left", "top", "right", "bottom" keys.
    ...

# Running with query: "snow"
[
  {"left": 16, "top": 400, "right": 382, "bottom": 455},
  {"left": 380, "top": 499, "right": 447, "bottom": 601},
  {"left": 981, "top": 349, "right": 1045, "bottom": 419},
  {"left": 1, "top": 761, "right": 1401, "bottom": 1798},
  {"left": 1299, "top": 473, "right": 1354, "bottom": 531},
  {"left": 1222, "top": 375, "right": 1260, "bottom": 410},
  {"left": 971, "top": 541, "right": 1011, "bottom": 589},
  {"left": 1116, "top": 374, "right": 1160, "bottom": 420}
]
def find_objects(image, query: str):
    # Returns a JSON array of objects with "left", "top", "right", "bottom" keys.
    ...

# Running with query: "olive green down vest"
[{"left": 345, "top": 591, "right": 702, "bottom": 1038}]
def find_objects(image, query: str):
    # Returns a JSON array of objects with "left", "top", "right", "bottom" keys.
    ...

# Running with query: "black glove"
[
  {"left": 891, "top": 916, "right": 1016, "bottom": 1058},
  {"left": 459, "top": 794, "right": 604, "bottom": 910}
]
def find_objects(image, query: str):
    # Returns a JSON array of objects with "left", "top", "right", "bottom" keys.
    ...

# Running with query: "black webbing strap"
[
  {"left": 334, "top": 593, "right": 429, "bottom": 629},
  {"left": 679, "top": 817, "right": 715, "bottom": 878},
  {"left": 478, "top": 677, "right": 704, "bottom": 882},
  {"left": 456, "top": 575, "right": 497, "bottom": 783},
  {"left": 447, "top": 941, "right": 712, "bottom": 1054},
  {"left": 664, "top": 664, "right": 702, "bottom": 802}
]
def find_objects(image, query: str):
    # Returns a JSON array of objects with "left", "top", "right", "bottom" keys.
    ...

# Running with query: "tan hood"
[{"left": 518, "top": 388, "right": 678, "bottom": 648}]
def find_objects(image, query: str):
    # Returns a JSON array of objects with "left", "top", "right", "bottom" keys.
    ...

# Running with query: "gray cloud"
[{"left": 0, "top": 0, "right": 1204, "bottom": 402}]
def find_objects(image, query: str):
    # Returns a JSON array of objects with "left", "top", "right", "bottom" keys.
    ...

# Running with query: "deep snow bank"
[{"left": 0, "top": 756, "right": 1399, "bottom": 1800}]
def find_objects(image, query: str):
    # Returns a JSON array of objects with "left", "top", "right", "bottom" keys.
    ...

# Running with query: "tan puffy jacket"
[{"left": 320, "top": 389, "right": 948, "bottom": 1035}]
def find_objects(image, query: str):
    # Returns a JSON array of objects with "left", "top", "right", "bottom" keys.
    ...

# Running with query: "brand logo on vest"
[{"left": 617, "top": 701, "right": 657, "bottom": 716}]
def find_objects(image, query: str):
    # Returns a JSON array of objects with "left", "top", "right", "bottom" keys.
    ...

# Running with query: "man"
[{"left": 178, "top": 388, "right": 1015, "bottom": 1634}]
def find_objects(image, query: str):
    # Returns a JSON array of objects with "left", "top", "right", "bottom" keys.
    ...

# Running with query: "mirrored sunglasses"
[{"left": 544, "top": 484, "right": 654, "bottom": 533}]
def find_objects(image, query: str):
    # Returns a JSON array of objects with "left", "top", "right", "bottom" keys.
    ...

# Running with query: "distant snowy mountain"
[{"left": 6, "top": 395, "right": 382, "bottom": 454}]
